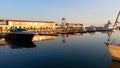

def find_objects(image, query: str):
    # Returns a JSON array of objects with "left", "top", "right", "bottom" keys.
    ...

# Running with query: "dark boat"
[{"left": 4, "top": 28, "right": 34, "bottom": 42}]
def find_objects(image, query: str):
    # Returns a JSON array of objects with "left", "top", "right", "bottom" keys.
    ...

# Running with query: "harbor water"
[{"left": 1, "top": 31, "right": 120, "bottom": 68}]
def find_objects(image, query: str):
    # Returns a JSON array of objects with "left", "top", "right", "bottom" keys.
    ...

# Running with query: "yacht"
[
  {"left": 86, "top": 26, "right": 96, "bottom": 32},
  {"left": 101, "top": 20, "right": 113, "bottom": 31},
  {"left": 77, "top": 27, "right": 87, "bottom": 33},
  {"left": 4, "top": 28, "right": 35, "bottom": 42}
]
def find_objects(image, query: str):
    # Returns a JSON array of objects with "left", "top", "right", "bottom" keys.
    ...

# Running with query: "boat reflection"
[
  {"left": 5, "top": 38, "right": 36, "bottom": 49},
  {"left": 32, "top": 34, "right": 56, "bottom": 42},
  {"left": 109, "top": 60, "right": 120, "bottom": 68}
]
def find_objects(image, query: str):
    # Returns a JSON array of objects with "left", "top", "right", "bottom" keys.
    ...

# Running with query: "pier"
[{"left": 0, "top": 27, "right": 116, "bottom": 38}]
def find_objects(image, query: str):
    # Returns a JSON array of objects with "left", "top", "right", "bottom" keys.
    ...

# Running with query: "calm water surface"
[{"left": 1, "top": 31, "right": 120, "bottom": 68}]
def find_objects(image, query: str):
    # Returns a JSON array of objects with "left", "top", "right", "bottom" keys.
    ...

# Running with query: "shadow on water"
[{"left": 5, "top": 38, "right": 36, "bottom": 49}]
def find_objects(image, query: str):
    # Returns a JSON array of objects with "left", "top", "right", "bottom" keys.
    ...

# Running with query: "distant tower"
[{"left": 62, "top": 18, "right": 66, "bottom": 29}]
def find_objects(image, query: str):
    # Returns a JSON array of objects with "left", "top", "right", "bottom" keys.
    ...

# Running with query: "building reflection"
[
  {"left": 0, "top": 38, "right": 8, "bottom": 47},
  {"left": 32, "top": 34, "right": 56, "bottom": 42},
  {"left": 62, "top": 34, "right": 66, "bottom": 43},
  {"left": 62, "top": 34, "right": 69, "bottom": 43}
]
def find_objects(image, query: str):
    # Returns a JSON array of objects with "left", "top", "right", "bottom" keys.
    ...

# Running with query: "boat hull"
[
  {"left": 5, "top": 33, "right": 34, "bottom": 42},
  {"left": 106, "top": 44, "right": 120, "bottom": 61}
]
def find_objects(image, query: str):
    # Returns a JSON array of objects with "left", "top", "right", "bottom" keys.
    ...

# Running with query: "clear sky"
[{"left": 0, "top": 0, "right": 120, "bottom": 26}]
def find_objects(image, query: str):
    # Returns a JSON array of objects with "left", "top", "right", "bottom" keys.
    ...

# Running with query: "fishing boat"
[
  {"left": 105, "top": 11, "right": 120, "bottom": 61},
  {"left": 4, "top": 28, "right": 35, "bottom": 42}
]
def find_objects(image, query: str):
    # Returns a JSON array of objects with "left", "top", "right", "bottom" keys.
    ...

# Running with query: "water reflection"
[
  {"left": 61, "top": 34, "right": 82, "bottom": 43},
  {"left": 1, "top": 32, "right": 120, "bottom": 68},
  {"left": 109, "top": 60, "right": 120, "bottom": 68},
  {"left": 62, "top": 34, "right": 67, "bottom": 43},
  {"left": 0, "top": 38, "right": 8, "bottom": 47},
  {"left": 88, "top": 32, "right": 96, "bottom": 35},
  {"left": 5, "top": 39, "right": 36, "bottom": 49},
  {"left": 32, "top": 34, "right": 56, "bottom": 42}
]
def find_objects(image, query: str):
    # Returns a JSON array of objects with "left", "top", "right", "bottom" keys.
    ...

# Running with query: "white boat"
[
  {"left": 101, "top": 20, "right": 113, "bottom": 31},
  {"left": 4, "top": 28, "right": 35, "bottom": 42},
  {"left": 77, "top": 27, "right": 87, "bottom": 33},
  {"left": 100, "top": 27, "right": 112, "bottom": 31},
  {"left": 86, "top": 26, "right": 96, "bottom": 32}
]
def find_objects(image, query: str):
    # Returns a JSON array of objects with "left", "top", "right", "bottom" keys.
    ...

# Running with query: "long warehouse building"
[{"left": 0, "top": 19, "right": 55, "bottom": 30}]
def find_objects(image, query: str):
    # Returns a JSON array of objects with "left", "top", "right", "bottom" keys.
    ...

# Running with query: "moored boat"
[
  {"left": 77, "top": 27, "right": 87, "bottom": 33},
  {"left": 105, "top": 42, "right": 120, "bottom": 61},
  {"left": 100, "top": 20, "right": 114, "bottom": 31},
  {"left": 4, "top": 28, "right": 35, "bottom": 42},
  {"left": 86, "top": 26, "right": 96, "bottom": 32},
  {"left": 105, "top": 11, "right": 120, "bottom": 61}
]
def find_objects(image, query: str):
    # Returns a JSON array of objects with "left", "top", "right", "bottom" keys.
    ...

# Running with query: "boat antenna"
[{"left": 108, "top": 10, "right": 120, "bottom": 41}]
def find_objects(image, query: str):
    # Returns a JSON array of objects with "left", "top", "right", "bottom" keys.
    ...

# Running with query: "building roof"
[{"left": 0, "top": 19, "right": 55, "bottom": 23}]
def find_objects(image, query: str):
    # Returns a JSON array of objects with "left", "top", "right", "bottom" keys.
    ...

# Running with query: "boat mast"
[
  {"left": 108, "top": 11, "right": 120, "bottom": 41},
  {"left": 113, "top": 11, "right": 120, "bottom": 29}
]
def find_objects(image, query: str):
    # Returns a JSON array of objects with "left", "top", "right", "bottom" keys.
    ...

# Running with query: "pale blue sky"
[{"left": 0, "top": 0, "right": 120, "bottom": 26}]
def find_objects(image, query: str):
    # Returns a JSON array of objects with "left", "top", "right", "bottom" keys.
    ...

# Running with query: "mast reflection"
[{"left": 62, "top": 34, "right": 67, "bottom": 43}]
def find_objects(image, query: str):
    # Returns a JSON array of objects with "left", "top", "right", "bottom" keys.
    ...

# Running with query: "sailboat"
[{"left": 105, "top": 11, "right": 120, "bottom": 61}]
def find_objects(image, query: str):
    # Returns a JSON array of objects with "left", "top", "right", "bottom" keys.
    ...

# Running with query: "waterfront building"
[
  {"left": 0, "top": 19, "right": 55, "bottom": 31},
  {"left": 66, "top": 23, "right": 83, "bottom": 29}
]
